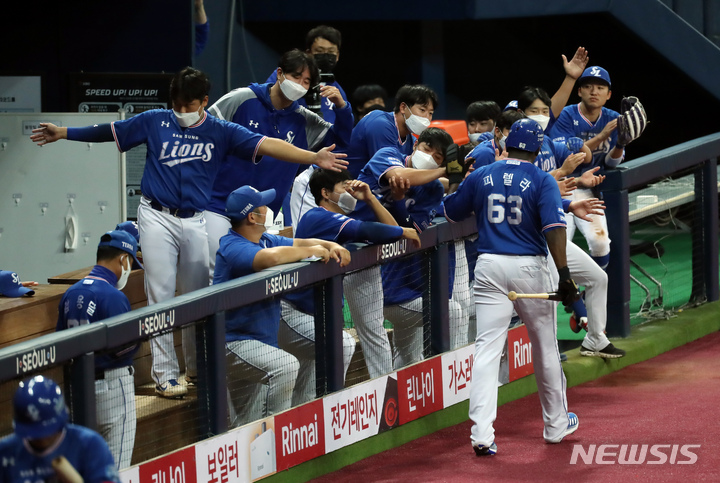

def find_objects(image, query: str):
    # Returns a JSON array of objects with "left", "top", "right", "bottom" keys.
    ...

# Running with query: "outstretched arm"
[
  {"left": 550, "top": 47, "right": 589, "bottom": 119},
  {"left": 258, "top": 138, "right": 348, "bottom": 172}
]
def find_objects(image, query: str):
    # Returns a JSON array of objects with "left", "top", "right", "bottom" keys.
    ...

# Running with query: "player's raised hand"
[
  {"left": 327, "top": 243, "right": 351, "bottom": 267},
  {"left": 319, "top": 85, "right": 346, "bottom": 108},
  {"left": 402, "top": 227, "right": 421, "bottom": 248},
  {"left": 314, "top": 144, "right": 348, "bottom": 172},
  {"left": 563, "top": 46, "right": 589, "bottom": 80},
  {"left": 494, "top": 147, "right": 508, "bottom": 161},
  {"left": 388, "top": 175, "right": 411, "bottom": 201},
  {"left": 576, "top": 166, "right": 606, "bottom": 189},
  {"left": 30, "top": 123, "right": 67, "bottom": 146},
  {"left": 569, "top": 198, "right": 606, "bottom": 222},
  {"left": 557, "top": 177, "right": 577, "bottom": 197},
  {"left": 344, "top": 180, "right": 372, "bottom": 201}
]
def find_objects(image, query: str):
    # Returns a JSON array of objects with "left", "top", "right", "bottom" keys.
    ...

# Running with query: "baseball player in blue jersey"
[
  {"left": 444, "top": 119, "right": 580, "bottom": 455},
  {"left": 291, "top": 169, "right": 421, "bottom": 377},
  {"left": 31, "top": 67, "right": 347, "bottom": 399},
  {"left": 206, "top": 49, "right": 353, "bottom": 281},
  {"left": 266, "top": 25, "right": 348, "bottom": 123},
  {"left": 215, "top": 185, "right": 350, "bottom": 425},
  {"left": 56, "top": 230, "right": 142, "bottom": 469},
  {"left": 0, "top": 376, "right": 120, "bottom": 483},
  {"left": 549, "top": 66, "right": 623, "bottom": 270}
]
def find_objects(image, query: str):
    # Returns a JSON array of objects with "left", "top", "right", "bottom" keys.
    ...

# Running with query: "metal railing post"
[
  {"left": 603, "top": 188, "right": 632, "bottom": 337},
  {"left": 314, "top": 275, "right": 344, "bottom": 395},
  {"left": 427, "top": 243, "right": 450, "bottom": 356},
  {"left": 65, "top": 353, "right": 96, "bottom": 429},
  {"left": 197, "top": 313, "right": 228, "bottom": 436}
]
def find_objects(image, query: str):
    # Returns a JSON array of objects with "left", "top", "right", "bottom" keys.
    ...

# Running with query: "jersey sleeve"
[
  {"left": 318, "top": 102, "right": 354, "bottom": 148},
  {"left": 443, "top": 169, "right": 480, "bottom": 222},
  {"left": 470, "top": 143, "right": 496, "bottom": 170},
  {"left": 208, "top": 88, "right": 256, "bottom": 122},
  {"left": 82, "top": 431, "right": 122, "bottom": 483},
  {"left": 552, "top": 140, "right": 572, "bottom": 171},
  {"left": 538, "top": 172, "right": 567, "bottom": 233},
  {"left": 548, "top": 107, "right": 574, "bottom": 142},
  {"left": 406, "top": 182, "right": 444, "bottom": 232},
  {"left": 225, "top": 122, "right": 267, "bottom": 164},
  {"left": 110, "top": 111, "right": 152, "bottom": 152},
  {"left": 368, "top": 152, "right": 404, "bottom": 187}
]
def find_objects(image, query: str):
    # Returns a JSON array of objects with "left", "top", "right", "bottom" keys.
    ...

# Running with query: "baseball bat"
[
  {"left": 507, "top": 291, "right": 561, "bottom": 301},
  {"left": 52, "top": 456, "right": 84, "bottom": 483}
]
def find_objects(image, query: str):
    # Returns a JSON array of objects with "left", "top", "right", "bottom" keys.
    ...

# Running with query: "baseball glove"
[
  {"left": 616, "top": 96, "right": 647, "bottom": 147},
  {"left": 443, "top": 143, "right": 469, "bottom": 185}
]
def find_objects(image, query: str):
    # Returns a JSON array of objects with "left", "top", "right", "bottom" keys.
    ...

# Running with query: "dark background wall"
[{"left": 4, "top": 0, "right": 720, "bottom": 161}]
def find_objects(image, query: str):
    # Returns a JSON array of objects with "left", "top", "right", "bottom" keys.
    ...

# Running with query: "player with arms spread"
[
  {"left": 443, "top": 119, "right": 580, "bottom": 455},
  {"left": 0, "top": 376, "right": 120, "bottom": 483},
  {"left": 30, "top": 67, "right": 347, "bottom": 399}
]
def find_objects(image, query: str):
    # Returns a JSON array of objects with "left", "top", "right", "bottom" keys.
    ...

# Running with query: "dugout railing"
[
  {"left": 600, "top": 132, "right": 720, "bottom": 337},
  {"left": 0, "top": 133, "right": 718, "bottom": 462},
  {"left": 0, "top": 214, "right": 478, "bottom": 452}
]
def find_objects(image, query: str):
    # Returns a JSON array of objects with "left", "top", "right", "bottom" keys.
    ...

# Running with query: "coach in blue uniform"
[
  {"left": 549, "top": 66, "right": 623, "bottom": 269},
  {"left": 0, "top": 376, "right": 119, "bottom": 482},
  {"left": 444, "top": 119, "right": 580, "bottom": 455},
  {"left": 30, "top": 67, "right": 347, "bottom": 399},
  {"left": 206, "top": 49, "right": 353, "bottom": 280},
  {"left": 214, "top": 185, "right": 350, "bottom": 425},
  {"left": 56, "top": 230, "right": 141, "bottom": 470}
]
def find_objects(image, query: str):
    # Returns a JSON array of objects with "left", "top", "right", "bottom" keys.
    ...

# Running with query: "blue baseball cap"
[
  {"left": 115, "top": 221, "right": 140, "bottom": 244},
  {"left": 579, "top": 66, "right": 611, "bottom": 87},
  {"left": 99, "top": 230, "right": 143, "bottom": 268},
  {"left": 226, "top": 186, "right": 276, "bottom": 220},
  {"left": 0, "top": 271, "right": 35, "bottom": 297},
  {"left": 503, "top": 100, "right": 518, "bottom": 112}
]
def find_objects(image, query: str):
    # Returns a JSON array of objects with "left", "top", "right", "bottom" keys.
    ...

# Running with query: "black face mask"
[{"left": 314, "top": 53, "right": 337, "bottom": 73}]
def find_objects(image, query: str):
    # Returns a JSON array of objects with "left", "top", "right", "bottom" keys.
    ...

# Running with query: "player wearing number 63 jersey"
[{"left": 443, "top": 119, "right": 579, "bottom": 455}]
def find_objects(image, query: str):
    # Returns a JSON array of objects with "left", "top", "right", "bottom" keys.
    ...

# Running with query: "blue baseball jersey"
[
  {"left": 207, "top": 83, "right": 353, "bottom": 214},
  {"left": 549, "top": 103, "right": 622, "bottom": 174},
  {"left": 214, "top": 230, "right": 293, "bottom": 346},
  {"left": 56, "top": 266, "right": 137, "bottom": 371},
  {"left": 380, "top": 182, "right": 447, "bottom": 305},
  {"left": 444, "top": 159, "right": 566, "bottom": 257},
  {"left": 343, "top": 110, "right": 415, "bottom": 178},
  {"left": 266, "top": 70, "right": 349, "bottom": 125},
  {"left": 0, "top": 424, "right": 120, "bottom": 483},
  {"left": 468, "top": 139, "right": 498, "bottom": 170},
  {"left": 110, "top": 109, "right": 266, "bottom": 212},
  {"left": 355, "top": 147, "right": 443, "bottom": 232}
]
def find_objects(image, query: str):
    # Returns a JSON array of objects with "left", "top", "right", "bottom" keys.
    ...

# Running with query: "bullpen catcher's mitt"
[{"left": 616, "top": 96, "right": 647, "bottom": 147}]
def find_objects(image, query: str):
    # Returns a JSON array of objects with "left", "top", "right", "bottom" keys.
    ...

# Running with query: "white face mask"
[
  {"left": 280, "top": 73, "right": 308, "bottom": 102},
  {"left": 116, "top": 255, "right": 131, "bottom": 290},
  {"left": 403, "top": 109, "right": 431, "bottom": 135},
  {"left": 468, "top": 132, "right": 482, "bottom": 143},
  {"left": 329, "top": 191, "right": 357, "bottom": 213},
  {"left": 173, "top": 108, "right": 201, "bottom": 128},
  {"left": 411, "top": 150, "right": 438, "bottom": 170},
  {"left": 527, "top": 114, "right": 550, "bottom": 131},
  {"left": 498, "top": 134, "right": 507, "bottom": 151}
]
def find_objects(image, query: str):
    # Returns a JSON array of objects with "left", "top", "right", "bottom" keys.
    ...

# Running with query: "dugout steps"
[{"left": 261, "top": 300, "right": 720, "bottom": 483}]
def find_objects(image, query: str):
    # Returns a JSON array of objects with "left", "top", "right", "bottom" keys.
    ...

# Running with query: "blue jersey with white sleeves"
[
  {"left": 549, "top": 103, "right": 622, "bottom": 175},
  {"left": 213, "top": 230, "right": 293, "bottom": 346},
  {"left": 0, "top": 424, "right": 120, "bottom": 483},
  {"left": 343, "top": 110, "right": 415, "bottom": 178},
  {"left": 207, "top": 83, "right": 353, "bottom": 214},
  {"left": 443, "top": 159, "right": 566, "bottom": 257},
  {"left": 56, "top": 266, "right": 137, "bottom": 371},
  {"left": 110, "top": 109, "right": 266, "bottom": 212}
]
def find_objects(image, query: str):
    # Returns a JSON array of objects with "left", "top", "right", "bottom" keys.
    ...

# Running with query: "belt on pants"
[
  {"left": 95, "top": 366, "right": 134, "bottom": 380},
  {"left": 143, "top": 197, "right": 198, "bottom": 219}
]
